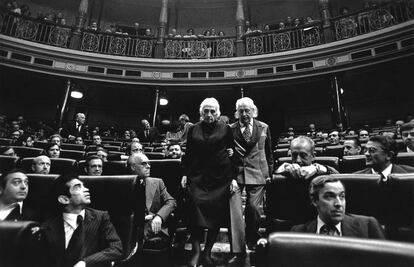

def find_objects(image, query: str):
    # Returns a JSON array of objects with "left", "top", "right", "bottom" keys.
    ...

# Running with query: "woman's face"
[
  {"left": 48, "top": 145, "right": 60, "bottom": 158},
  {"left": 201, "top": 105, "right": 217, "bottom": 124}
]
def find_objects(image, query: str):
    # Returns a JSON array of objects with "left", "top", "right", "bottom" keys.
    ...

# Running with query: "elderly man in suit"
[
  {"left": 229, "top": 97, "right": 273, "bottom": 258},
  {"left": 0, "top": 169, "right": 38, "bottom": 221},
  {"left": 127, "top": 153, "right": 176, "bottom": 248},
  {"left": 62, "top": 113, "right": 88, "bottom": 141},
  {"left": 42, "top": 174, "right": 123, "bottom": 267},
  {"left": 137, "top": 119, "right": 160, "bottom": 144},
  {"left": 291, "top": 175, "right": 385, "bottom": 239},
  {"left": 355, "top": 135, "right": 414, "bottom": 178}
]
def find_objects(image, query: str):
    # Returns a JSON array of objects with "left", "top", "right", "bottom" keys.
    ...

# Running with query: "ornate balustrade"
[
  {"left": 332, "top": 0, "right": 413, "bottom": 40},
  {"left": 164, "top": 37, "right": 235, "bottom": 59},
  {"left": 244, "top": 23, "right": 323, "bottom": 56}
]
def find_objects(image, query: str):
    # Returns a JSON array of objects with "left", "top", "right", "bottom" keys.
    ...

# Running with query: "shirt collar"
[
  {"left": 371, "top": 163, "right": 393, "bottom": 179},
  {"left": 408, "top": 147, "right": 413, "bottom": 153},
  {"left": 63, "top": 209, "right": 85, "bottom": 229},
  {"left": 0, "top": 201, "right": 23, "bottom": 213},
  {"left": 316, "top": 216, "right": 342, "bottom": 236},
  {"left": 239, "top": 119, "right": 253, "bottom": 128}
]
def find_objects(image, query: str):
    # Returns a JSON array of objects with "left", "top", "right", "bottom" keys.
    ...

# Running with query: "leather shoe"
[{"left": 227, "top": 253, "right": 246, "bottom": 265}]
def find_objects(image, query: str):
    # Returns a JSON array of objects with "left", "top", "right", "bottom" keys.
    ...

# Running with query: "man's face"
[
  {"left": 65, "top": 179, "right": 91, "bottom": 207},
  {"left": 237, "top": 104, "right": 253, "bottom": 125},
  {"left": 11, "top": 131, "right": 20, "bottom": 140},
  {"left": 132, "top": 155, "right": 151, "bottom": 178},
  {"left": 76, "top": 113, "right": 86, "bottom": 125},
  {"left": 75, "top": 137, "right": 83, "bottom": 145},
  {"left": 141, "top": 120, "right": 150, "bottom": 130},
  {"left": 343, "top": 140, "right": 360, "bottom": 156},
  {"left": 1, "top": 172, "right": 29, "bottom": 204},
  {"left": 291, "top": 141, "right": 314, "bottom": 166},
  {"left": 48, "top": 145, "right": 60, "bottom": 158},
  {"left": 25, "top": 136, "right": 34, "bottom": 147},
  {"left": 32, "top": 156, "right": 51, "bottom": 174},
  {"left": 313, "top": 181, "right": 346, "bottom": 226},
  {"left": 124, "top": 131, "right": 131, "bottom": 140},
  {"left": 364, "top": 141, "right": 391, "bottom": 171},
  {"left": 130, "top": 142, "right": 143, "bottom": 154},
  {"left": 309, "top": 124, "right": 315, "bottom": 132},
  {"left": 168, "top": 145, "right": 182, "bottom": 158},
  {"left": 86, "top": 159, "right": 103, "bottom": 176},
  {"left": 329, "top": 131, "right": 340, "bottom": 144},
  {"left": 96, "top": 150, "right": 108, "bottom": 162},
  {"left": 93, "top": 135, "right": 102, "bottom": 145},
  {"left": 401, "top": 128, "right": 414, "bottom": 151},
  {"left": 51, "top": 137, "right": 61, "bottom": 146},
  {"left": 359, "top": 130, "right": 369, "bottom": 141}
]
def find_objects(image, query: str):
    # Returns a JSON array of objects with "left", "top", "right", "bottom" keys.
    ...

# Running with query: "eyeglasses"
[
  {"left": 402, "top": 132, "right": 414, "bottom": 138},
  {"left": 141, "top": 162, "right": 151, "bottom": 167}
]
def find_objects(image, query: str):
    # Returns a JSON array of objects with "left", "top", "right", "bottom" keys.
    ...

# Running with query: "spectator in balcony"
[
  {"left": 286, "top": 16, "right": 293, "bottom": 27},
  {"left": 184, "top": 28, "right": 196, "bottom": 38},
  {"left": 278, "top": 21, "right": 286, "bottom": 30},
  {"left": 87, "top": 21, "right": 98, "bottom": 31},
  {"left": 343, "top": 138, "right": 361, "bottom": 156},
  {"left": 168, "top": 28, "right": 178, "bottom": 38},
  {"left": 133, "top": 22, "right": 140, "bottom": 35},
  {"left": 10, "top": 0, "right": 20, "bottom": 15},
  {"left": 54, "top": 11, "right": 64, "bottom": 25},
  {"left": 244, "top": 20, "right": 253, "bottom": 35},
  {"left": 203, "top": 29, "right": 211, "bottom": 37},
  {"left": 293, "top": 17, "right": 301, "bottom": 27},
  {"left": 218, "top": 31, "right": 225, "bottom": 37},
  {"left": 307, "top": 123, "right": 317, "bottom": 138},
  {"left": 210, "top": 27, "right": 217, "bottom": 36},
  {"left": 32, "top": 155, "right": 51, "bottom": 174},
  {"left": 304, "top": 16, "right": 315, "bottom": 25},
  {"left": 44, "top": 13, "right": 54, "bottom": 22},
  {"left": 44, "top": 143, "right": 60, "bottom": 159},
  {"left": 144, "top": 28, "right": 153, "bottom": 37},
  {"left": 263, "top": 24, "right": 270, "bottom": 32},
  {"left": 20, "top": 4, "right": 30, "bottom": 17}
]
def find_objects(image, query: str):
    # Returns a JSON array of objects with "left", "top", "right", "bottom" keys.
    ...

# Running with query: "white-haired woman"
[{"left": 181, "top": 97, "right": 235, "bottom": 267}]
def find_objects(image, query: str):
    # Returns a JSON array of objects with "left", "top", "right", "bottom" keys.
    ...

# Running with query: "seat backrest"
[
  {"left": 25, "top": 174, "right": 59, "bottom": 218},
  {"left": 50, "top": 158, "right": 76, "bottom": 174},
  {"left": 33, "top": 141, "right": 49, "bottom": 150},
  {"left": 313, "top": 156, "right": 339, "bottom": 169},
  {"left": 149, "top": 159, "right": 182, "bottom": 200},
  {"left": 60, "top": 143, "right": 86, "bottom": 151},
  {"left": 144, "top": 147, "right": 154, "bottom": 153},
  {"left": 259, "top": 233, "right": 414, "bottom": 267},
  {"left": 395, "top": 152, "right": 414, "bottom": 167},
  {"left": 0, "top": 221, "right": 46, "bottom": 267},
  {"left": 105, "top": 145, "right": 121, "bottom": 152},
  {"left": 79, "top": 175, "right": 140, "bottom": 259},
  {"left": 60, "top": 149, "right": 85, "bottom": 161},
  {"left": 324, "top": 145, "right": 344, "bottom": 158},
  {"left": 0, "top": 155, "right": 18, "bottom": 172},
  {"left": 315, "top": 141, "right": 330, "bottom": 148},
  {"left": 340, "top": 155, "right": 367, "bottom": 173},
  {"left": 12, "top": 146, "right": 43, "bottom": 158},
  {"left": 145, "top": 152, "right": 166, "bottom": 159},
  {"left": 274, "top": 148, "right": 289, "bottom": 159},
  {"left": 102, "top": 141, "right": 123, "bottom": 146},
  {"left": 314, "top": 147, "right": 323, "bottom": 156},
  {"left": 0, "top": 138, "right": 12, "bottom": 146},
  {"left": 103, "top": 160, "right": 129, "bottom": 175},
  {"left": 276, "top": 143, "right": 290, "bottom": 149}
]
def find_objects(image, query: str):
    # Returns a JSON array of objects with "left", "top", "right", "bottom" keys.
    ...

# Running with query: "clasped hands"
[
  {"left": 145, "top": 214, "right": 162, "bottom": 234},
  {"left": 276, "top": 163, "right": 327, "bottom": 179}
]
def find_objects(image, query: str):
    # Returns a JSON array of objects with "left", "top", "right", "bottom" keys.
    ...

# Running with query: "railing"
[
  {"left": 332, "top": 0, "right": 413, "bottom": 40},
  {"left": 164, "top": 37, "right": 235, "bottom": 59},
  {"left": 1, "top": 13, "right": 72, "bottom": 48},
  {"left": 80, "top": 31, "right": 155, "bottom": 57},
  {"left": 244, "top": 23, "right": 323, "bottom": 56}
]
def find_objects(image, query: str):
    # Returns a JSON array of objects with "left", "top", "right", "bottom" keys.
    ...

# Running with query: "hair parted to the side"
[{"left": 309, "top": 175, "right": 345, "bottom": 202}]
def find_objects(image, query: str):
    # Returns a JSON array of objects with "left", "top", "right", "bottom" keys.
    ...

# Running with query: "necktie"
[
  {"left": 65, "top": 215, "right": 84, "bottom": 266},
  {"left": 320, "top": 224, "right": 337, "bottom": 236},
  {"left": 242, "top": 124, "right": 251, "bottom": 142}
]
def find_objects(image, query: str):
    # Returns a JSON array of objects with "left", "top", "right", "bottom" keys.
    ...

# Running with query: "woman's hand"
[
  {"left": 230, "top": 179, "right": 238, "bottom": 193},
  {"left": 181, "top": 176, "right": 187, "bottom": 188}
]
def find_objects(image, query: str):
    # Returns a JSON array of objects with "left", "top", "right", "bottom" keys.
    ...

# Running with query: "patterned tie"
[
  {"left": 65, "top": 215, "right": 84, "bottom": 266},
  {"left": 242, "top": 124, "right": 251, "bottom": 142},
  {"left": 320, "top": 224, "right": 337, "bottom": 236}
]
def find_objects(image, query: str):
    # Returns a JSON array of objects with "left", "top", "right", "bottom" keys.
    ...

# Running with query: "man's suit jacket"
[
  {"left": 144, "top": 177, "right": 177, "bottom": 240},
  {"left": 137, "top": 127, "right": 160, "bottom": 143},
  {"left": 354, "top": 164, "right": 414, "bottom": 174},
  {"left": 61, "top": 122, "right": 88, "bottom": 139},
  {"left": 42, "top": 208, "right": 123, "bottom": 267},
  {"left": 230, "top": 119, "right": 273, "bottom": 185},
  {"left": 291, "top": 214, "right": 385, "bottom": 239},
  {"left": 3, "top": 204, "right": 39, "bottom": 222}
]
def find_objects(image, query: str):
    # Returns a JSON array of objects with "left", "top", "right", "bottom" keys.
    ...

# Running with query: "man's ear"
[
  {"left": 387, "top": 151, "right": 395, "bottom": 161},
  {"left": 311, "top": 197, "right": 318, "bottom": 208},
  {"left": 84, "top": 167, "right": 88, "bottom": 174},
  {"left": 31, "top": 164, "right": 35, "bottom": 172},
  {"left": 58, "top": 195, "right": 69, "bottom": 205}
]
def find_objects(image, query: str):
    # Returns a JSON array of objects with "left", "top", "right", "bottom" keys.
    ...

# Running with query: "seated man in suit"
[
  {"left": 42, "top": 174, "right": 123, "bottom": 267},
  {"left": 400, "top": 122, "right": 414, "bottom": 152},
  {"left": 343, "top": 138, "right": 361, "bottom": 156},
  {"left": 32, "top": 155, "right": 51, "bottom": 174},
  {"left": 291, "top": 175, "right": 385, "bottom": 239},
  {"left": 127, "top": 153, "right": 176, "bottom": 248},
  {"left": 84, "top": 155, "right": 103, "bottom": 176},
  {"left": 355, "top": 135, "right": 414, "bottom": 178},
  {"left": 276, "top": 136, "right": 339, "bottom": 179},
  {"left": 0, "top": 169, "right": 37, "bottom": 221}
]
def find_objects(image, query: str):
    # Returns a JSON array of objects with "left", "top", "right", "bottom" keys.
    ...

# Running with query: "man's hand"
[
  {"left": 181, "top": 176, "right": 187, "bottom": 188},
  {"left": 226, "top": 148, "right": 234, "bottom": 157},
  {"left": 151, "top": 215, "right": 162, "bottom": 234},
  {"left": 230, "top": 180, "right": 238, "bottom": 194},
  {"left": 73, "top": 261, "right": 86, "bottom": 267}
]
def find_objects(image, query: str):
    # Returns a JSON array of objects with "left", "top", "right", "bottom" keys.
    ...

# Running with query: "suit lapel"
[
  {"left": 145, "top": 179, "right": 156, "bottom": 212},
  {"left": 82, "top": 209, "right": 96, "bottom": 257},
  {"left": 46, "top": 216, "right": 66, "bottom": 263},
  {"left": 305, "top": 219, "right": 317, "bottom": 233}
]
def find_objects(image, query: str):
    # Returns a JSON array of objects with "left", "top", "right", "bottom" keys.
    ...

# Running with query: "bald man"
[{"left": 32, "top": 155, "right": 51, "bottom": 174}]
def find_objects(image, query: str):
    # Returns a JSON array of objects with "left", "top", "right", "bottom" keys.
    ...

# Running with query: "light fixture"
[
  {"left": 70, "top": 90, "right": 83, "bottom": 99},
  {"left": 159, "top": 91, "right": 168, "bottom": 106}
]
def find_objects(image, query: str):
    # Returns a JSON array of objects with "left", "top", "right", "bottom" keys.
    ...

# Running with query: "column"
[
  {"left": 318, "top": 0, "right": 334, "bottom": 42},
  {"left": 152, "top": 89, "right": 160, "bottom": 127},
  {"left": 155, "top": 0, "right": 168, "bottom": 58},
  {"left": 235, "top": 0, "right": 245, "bottom": 56},
  {"left": 70, "top": 0, "right": 89, "bottom": 49},
  {"left": 58, "top": 80, "right": 71, "bottom": 128},
  {"left": 330, "top": 76, "right": 346, "bottom": 129}
]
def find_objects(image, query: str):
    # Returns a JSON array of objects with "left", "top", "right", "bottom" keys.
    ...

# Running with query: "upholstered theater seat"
[
  {"left": 274, "top": 148, "right": 289, "bottom": 159},
  {"left": 33, "top": 141, "right": 49, "bottom": 150},
  {"left": 60, "top": 143, "right": 86, "bottom": 151},
  {"left": 341, "top": 155, "right": 367, "bottom": 173},
  {"left": 0, "top": 221, "right": 46, "bottom": 267},
  {"left": 25, "top": 174, "right": 59, "bottom": 219},
  {"left": 102, "top": 141, "right": 123, "bottom": 147},
  {"left": 275, "top": 156, "right": 339, "bottom": 169},
  {"left": 0, "top": 155, "right": 18, "bottom": 172},
  {"left": 256, "top": 233, "right": 414, "bottom": 267},
  {"left": 11, "top": 146, "right": 43, "bottom": 158},
  {"left": 276, "top": 143, "right": 290, "bottom": 149},
  {"left": 396, "top": 152, "right": 414, "bottom": 167},
  {"left": 149, "top": 159, "right": 182, "bottom": 200},
  {"left": 103, "top": 160, "right": 129, "bottom": 175},
  {"left": 324, "top": 145, "right": 344, "bottom": 158},
  {"left": 145, "top": 152, "right": 166, "bottom": 159},
  {"left": 0, "top": 138, "right": 12, "bottom": 146},
  {"left": 60, "top": 149, "right": 86, "bottom": 161}
]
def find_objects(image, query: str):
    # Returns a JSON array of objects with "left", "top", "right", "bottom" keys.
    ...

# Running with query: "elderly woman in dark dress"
[{"left": 181, "top": 98, "right": 235, "bottom": 267}]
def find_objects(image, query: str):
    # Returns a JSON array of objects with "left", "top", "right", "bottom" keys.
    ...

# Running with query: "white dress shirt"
[
  {"left": 0, "top": 201, "right": 23, "bottom": 221},
  {"left": 316, "top": 216, "right": 342, "bottom": 236},
  {"left": 240, "top": 119, "right": 253, "bottom": 135},
  {"left": 371, "top": 163, "right": 393, "bottom": 181},
  {"left": 63, "top": 210, "right": 85, "bottom": 249}
]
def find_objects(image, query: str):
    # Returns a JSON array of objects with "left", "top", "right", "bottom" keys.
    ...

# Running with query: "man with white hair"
[
  {"left": 229, "top": 97, "right": 273, "bottom": 256},
  {"left": 62, "top": 113, "right": 88, "bottom": 140}
]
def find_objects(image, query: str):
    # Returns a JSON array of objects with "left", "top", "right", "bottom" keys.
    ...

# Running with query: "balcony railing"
[
  {"left": 244, "top": 23, "right": 323, "bottom": 56},
  {"left": 164, "top": 37, "right": 235, "bottom": 59},
  {"left": 1, "top": 0, "right": 413, "bottom": 59},
  {"left": 332, "top": 0, "right": 413, "bottom": 40}
]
